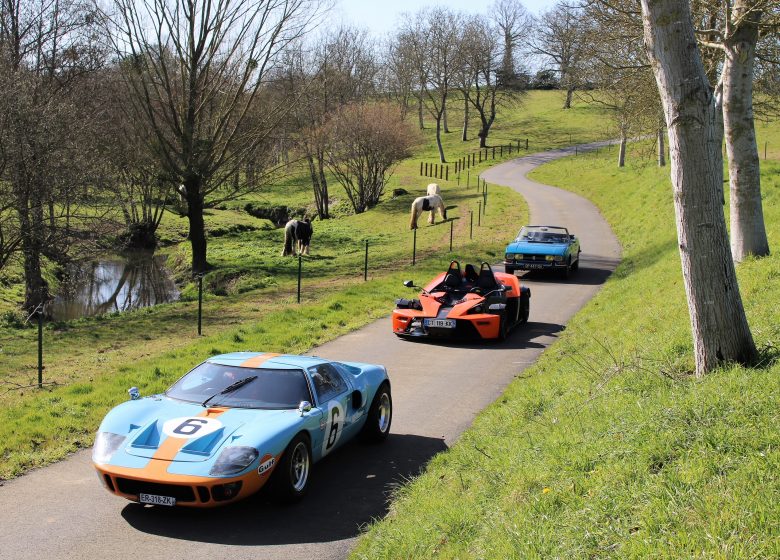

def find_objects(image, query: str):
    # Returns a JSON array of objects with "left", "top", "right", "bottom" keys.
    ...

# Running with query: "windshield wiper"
[{"left": 202, "top": 375, "right": 258, "bottom": 407}]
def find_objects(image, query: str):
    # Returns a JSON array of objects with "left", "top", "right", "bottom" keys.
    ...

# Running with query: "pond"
[{"left": 49, "top": 253, "right": 180, "bottom": 321}]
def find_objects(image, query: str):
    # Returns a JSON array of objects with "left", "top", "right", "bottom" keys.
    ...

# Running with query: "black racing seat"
[
  {"left": 477, "top": 262, "right": 499, "bottom": 292},
  {"left": 444, "top": 273, "right": 461, "bottom": 289},
  {"left": 464, "top": 264, "right": 478, "bottom": 284}
]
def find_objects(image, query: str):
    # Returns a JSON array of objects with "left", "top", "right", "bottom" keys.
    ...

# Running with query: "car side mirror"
[
  {"left": 298, "top": 401, "right": 312, "bottom": 416},
  {"left": 403, "top": 280, "right": 415, "bottom": 288},
  {"left": 351, "top": 390, "right": 363, "bottom": 409},
  {"left": 128, "top": 387, "right": 140, "bottom": 400}
]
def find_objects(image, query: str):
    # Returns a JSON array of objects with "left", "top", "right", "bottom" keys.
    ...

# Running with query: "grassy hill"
[{"left": 351, "top": 121, "right": 780, "bottom": 557}]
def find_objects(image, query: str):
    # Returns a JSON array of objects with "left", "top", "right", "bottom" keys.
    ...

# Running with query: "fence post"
[
  {"left": 492, "top": 146, "right": 495, "bottom": 159},
  {"left": 483, "top": 190, "right": 487, "bottom": 211},
  {"left": 509, "top": 143, "right": 512, "bottom": 155},
  {"left": 467, "top": 170, "right": 470, "bottom": 187},
  {"left": 525, "top": 138, "right": 529, "bottom": 150},
  {"left": 449, "top": 220, "right": 453, "bottom": 252},
  {"left": 500, "top": 145, "right": 503, "bottom": 157},
  {"left": 37, "top": 310, "right": 43, "bottom": 389},
  {"left": 517, "top": 139, "right": 520, "bottom": 150},
  {"left": 470, "top": 210, "right": 473, "bottom": 239},
  {"left": 446, "top": 165, "right": 449, "bottom": 181},
  {"left": 477, "top": 201, "right": 481, "bottom": 225},
  {"left": 457, "top": 172, "right": 460, "bottom": 186},
  {"left": 364, "top": 239, "right": 368, "bottom": 281},
  {"left": 412, "top": 228, "right": 417, "bottom": 266},
  {"left": 420, "top": 162, "right": 423, "bottom": 175},
  {"left": 765, "top": 142, "right": 768, "bottom": 160},
  {"left": 479, "top": 150, "right": 482, "bottom": 163},
  {"left": 297, "top": 255, "right": 302, "bottom": 303},
  {"left": 197, "top": 274, "right": 203, "bottom": 336}
]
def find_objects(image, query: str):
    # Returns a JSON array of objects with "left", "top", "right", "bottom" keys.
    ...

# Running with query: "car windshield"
[
  {"left": 166, "top": 362, "right": 311, "bottom": 409},
  {"left": 516, "top": 226, "right": 569, "bottom": 244}
]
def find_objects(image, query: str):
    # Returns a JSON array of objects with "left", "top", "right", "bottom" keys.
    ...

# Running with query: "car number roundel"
[
  {"left": 321, "top": 400, "right": 344, "bottom": 456},
  {"left": 162, "top": 416, "right": 223, "bottom": 439}
]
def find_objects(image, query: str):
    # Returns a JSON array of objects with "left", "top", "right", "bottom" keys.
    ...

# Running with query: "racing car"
[
  {"left": 503, "top": 225, "right": 581, "bottom": 278},
  {"left": 93, "top": 352, "right": 392, "bottom": 507},
  {"left": 393, "top": 260, "right": 530, "bottom": 341}
]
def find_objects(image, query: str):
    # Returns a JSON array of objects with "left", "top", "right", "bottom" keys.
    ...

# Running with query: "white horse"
[
  {"left": 410, "top": 194, "right": 447, "bottom": 229},
  {"left": 426, "top": 183, "right": 441, "bottom": 196}
]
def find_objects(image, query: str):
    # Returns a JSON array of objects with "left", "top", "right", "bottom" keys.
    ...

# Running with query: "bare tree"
[
  {"left": 324, "top": 102, "right": 414, "bottom": 213},
  {"left": 490, "top": 0, "right": 533, "bottom": 89},
  {"left": 640, "top": 0, "right": 757, "bottom": 375},
  {"left": 109, "top": 0, "right": 319, "bottom": 275},
  {"left": 456, "top": 15, "right": 525, "bottom": 148},
  {"left": 397, "top": 8, "right": 460, "bottom": 163},
  {"left": 694, "top": 0, "right": 778, "bottom": 261},
  {"left": 0, "top": 0, "right": 105, "bottom": 312},
  {"left": 531, "top": 2, "right": 588, "bottom": 109}
]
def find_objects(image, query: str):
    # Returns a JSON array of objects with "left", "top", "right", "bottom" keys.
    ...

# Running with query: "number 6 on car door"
[{"left": 321, "top": 400, "right": 344, "bottom": 456}]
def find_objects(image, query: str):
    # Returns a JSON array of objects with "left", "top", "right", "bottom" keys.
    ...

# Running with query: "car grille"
[{"left": 115, "top": 477, "right": 197, "bottom": 502}]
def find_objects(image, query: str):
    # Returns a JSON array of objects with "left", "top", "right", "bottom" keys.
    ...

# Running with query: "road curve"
[{"left": 0, "top": 145, "right": 620, "bottom": 560}]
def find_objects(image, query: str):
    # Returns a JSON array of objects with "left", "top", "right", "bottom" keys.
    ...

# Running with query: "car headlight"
[
  {"left": 514, "top": 254, "right": 523, "bottom": 260},
  {"left": 554, "top": 255, "right": 564, "bottom": 262},
  {"left": 505, "top": 253, "right": 512, "bottom": 261},
  {"left": 93, "top": 432, "right": 126, "bottom": 464},
  {"left": 545, "top": 255, "right": 555, "bottom": 261},
  {"left": 210, "top": 446, "right": 259, "bottom": 476}
]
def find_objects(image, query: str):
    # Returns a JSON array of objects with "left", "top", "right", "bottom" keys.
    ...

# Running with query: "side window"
[{"left": 308, "top": 364, "right": 348, "bottom": 403}]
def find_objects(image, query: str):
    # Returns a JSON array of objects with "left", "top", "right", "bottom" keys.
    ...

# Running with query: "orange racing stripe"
[{"left": 240, "top": 352, "right": 281, "bottom": 368}]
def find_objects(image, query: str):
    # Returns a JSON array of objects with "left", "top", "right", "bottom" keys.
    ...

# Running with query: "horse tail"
[
  {"left": 427, "top": 183, "right": 440, "bottom": 196},
  {"left": 282, "top": 222, "right": 294, "bottom": 255}
]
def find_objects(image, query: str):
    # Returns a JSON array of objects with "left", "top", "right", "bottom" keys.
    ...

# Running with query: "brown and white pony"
[
  {"left": 426, "top": 183, "right": 441, "bottom": 196},
  {"left": 281, "top": 219, "right": 313, "bottom": 256}
]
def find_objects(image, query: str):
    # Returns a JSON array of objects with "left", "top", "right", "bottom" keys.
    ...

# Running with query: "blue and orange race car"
[
  {"left": 393, "top": 260, "right": 530, "bottom": 341},
  {"left": 93, "top": 352, "right": 391, "bottom": 507}
]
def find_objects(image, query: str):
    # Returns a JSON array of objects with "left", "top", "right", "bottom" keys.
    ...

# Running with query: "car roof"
[{"left": 207, "top": 352, "right": 328, "bottom": 370}]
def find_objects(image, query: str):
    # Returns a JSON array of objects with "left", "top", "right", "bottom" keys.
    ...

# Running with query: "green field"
[
  {"left": 351, "top": 122, "right": 780, "bottom": 557},
  {"left": 0, "top": 91, "right": 612, "bottom": 479}
]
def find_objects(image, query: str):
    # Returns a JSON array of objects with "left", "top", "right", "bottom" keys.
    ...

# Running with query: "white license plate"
[
  {"left": 140, "top": 493, "right": 176, "bottom": 506},
  {"left": 424, "top": 318, "right": 455, "bottom": 328},
  {"left": 526, "top": 264, "right": 545, "bottom": 269}
]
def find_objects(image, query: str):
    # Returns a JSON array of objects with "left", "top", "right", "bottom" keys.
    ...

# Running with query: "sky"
[{"left": 332, "top": 0, "right": 555, "bottom": 38}]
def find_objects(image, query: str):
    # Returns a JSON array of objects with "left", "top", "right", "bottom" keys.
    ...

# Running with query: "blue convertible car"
[
  {"left": 503, "top": 225, "right": 581, "bottom": 278},
  {"left": 93, "top": 352, "right": 391, "bottom": 507}
]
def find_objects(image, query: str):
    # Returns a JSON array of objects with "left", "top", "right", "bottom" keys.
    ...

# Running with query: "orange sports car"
[{"left": 393, "top": 260, "right": 530, "bottom": 341}]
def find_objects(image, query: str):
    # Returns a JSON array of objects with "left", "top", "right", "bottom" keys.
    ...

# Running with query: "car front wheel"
[{"left": 268, "top": 433, "right": 311, "bottom": 503}]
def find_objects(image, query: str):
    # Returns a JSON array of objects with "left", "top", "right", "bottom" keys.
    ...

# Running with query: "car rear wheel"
[
  {"left": 268, "top": 433, "right": 311, "bottom": 503},
  {"left": 519, "top": 291, "right": 530, "bottom": 324},
  {"left": 360, "top": 382, "right": 392, "bottom": 443}
]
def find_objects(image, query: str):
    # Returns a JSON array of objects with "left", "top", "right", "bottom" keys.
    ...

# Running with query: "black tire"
[
  {"left": 519, "top": 292, "right": 530, "bottom": 324},
  {"left": 497, "top": 314, "right": 508, "bottom": 341},
  {"left": 268, "top": 433, "right": 311, "bottom": 503},
  {"left": 571, "top": 254, "right": 580, "bottom": 272},
  {"left": 560, "top": 258, "right": 571, "bottom": 279},
  {"left": 504, "top": 266, "right": 512, "bottom": 275},
  {"left": 360, "top": 382, "right": 392, "bottom": 443}
]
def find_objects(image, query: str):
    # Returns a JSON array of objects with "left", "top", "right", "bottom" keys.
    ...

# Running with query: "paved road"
[{"left": 0, "top": 145, "right": 620, "bottom": 560}]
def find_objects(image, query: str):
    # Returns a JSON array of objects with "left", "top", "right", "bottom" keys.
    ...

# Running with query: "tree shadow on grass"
[{"left": 120, "top": 432, "right": 447, "bottom": 546}]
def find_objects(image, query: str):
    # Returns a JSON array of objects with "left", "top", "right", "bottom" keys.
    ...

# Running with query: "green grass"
[{"left": 351, "top": 123, "right": 780, "bottom": 557}]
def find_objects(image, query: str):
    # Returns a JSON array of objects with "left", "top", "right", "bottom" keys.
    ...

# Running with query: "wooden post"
[
  {"left": 525, "top": 138, "right": 529, "bottom": 150},
  {"left": 479, "top": 150, "right": 482, "bottom": 163},
  {"left": 364, "top": 240, "right": 368, "bottom": 281},
  {"left": 37, "top": 311, "right": 43, "bottom": 388},
  {"left": 492, "top": 146, "right": 495, "bottom": 159},
  {"left": 477, "top": 202, "right": 481, "bottom": 225},
  {"left": 420, "top": 162, "right": 423, "bottom": 175},
  {"left": 197, "top": 275, "right": 203, "bottom": 336},
  {"left": 297, "top": 255, "right": 302, "bottom": 303},
  {"left": 449, "top": 220, "right": 453, "bottom": 252},
  {"left": 412, "top": 229, "right": 417, "bottom": 266},
  {"left": 446, "top": 166, "right": 449, "bottom": 181},
  {"left": 470, "top": 211, "right": 473, "bottom": 239},
  {"left": 500, "top": 145, "right": 503, "bottom": 157}
]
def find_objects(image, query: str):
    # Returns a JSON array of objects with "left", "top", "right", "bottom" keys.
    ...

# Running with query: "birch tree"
[{"left": 640, "top": 0, "right": 757, "bottom": 374}]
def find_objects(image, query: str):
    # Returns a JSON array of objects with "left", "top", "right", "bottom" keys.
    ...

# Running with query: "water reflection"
[{"left": 50, "top": 253, "right": 180, "bottom": 321}]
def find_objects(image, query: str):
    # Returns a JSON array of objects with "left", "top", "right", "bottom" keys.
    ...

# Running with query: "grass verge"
[{"left": 351, "top": 126, "right": 780, "bottom": 557}]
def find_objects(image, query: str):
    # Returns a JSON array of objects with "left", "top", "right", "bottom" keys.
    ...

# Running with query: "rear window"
[{"left": 166, "top": 362, "right": 311, "bottom": 409}]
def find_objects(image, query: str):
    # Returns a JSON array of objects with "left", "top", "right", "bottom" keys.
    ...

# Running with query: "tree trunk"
[
  {"left": 19, "top": 204, "right": 49, "bottom": 313},
  {"left": 317, "top": 154, "right": 329, "bottom": 219},
  {"left": 417, "top": 95, "right": 424, "bottom": 130},
  {"left": 185, "top": 176, "right": 208, "bottom": 275},
  {"left": 443, "top": 103, "right": 450, "bottom": 133},
  {"left": 461, "top": 95, "right": 468, "bottom": 141},
  {"left": 657, "top": 126, "right": 666, "bottom": 167},
  {"left": 618, "top": 134, "right": 627, "bottom": 167},
  {"left": 435, "top": 116, "right": 446, "bottom": 163},
  {"left": 722, "top": 0, "right": 769, "bottom": 261},
  {"left": 640, "top": 0, "right": 757, "bottom": 375},
  {"left": 564, "top": 87, "right": 574, "bottom": 109}
]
